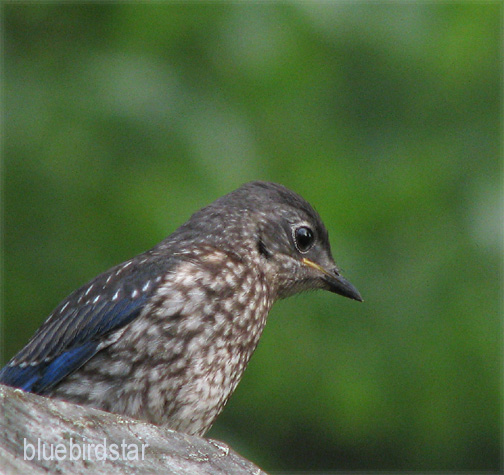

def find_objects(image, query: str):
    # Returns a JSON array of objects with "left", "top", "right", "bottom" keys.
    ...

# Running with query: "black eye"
[{"left": 294, "top": 226, "right": 315, "bottom": 253}]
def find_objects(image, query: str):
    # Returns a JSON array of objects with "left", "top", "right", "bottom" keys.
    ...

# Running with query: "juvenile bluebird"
[{"left": 0, "top": 181, "right": 362, "bottom": 436}]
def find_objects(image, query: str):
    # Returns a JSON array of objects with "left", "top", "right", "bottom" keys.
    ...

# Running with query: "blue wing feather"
[
  {"left": 0, "top": 341, "right": 99, "bottom": 392},
  {"left": 33, "top": 342, "right": 99, "bottom": 393},
  {"left": 0, "top": 256, "right": 162, "bottom": 394}
]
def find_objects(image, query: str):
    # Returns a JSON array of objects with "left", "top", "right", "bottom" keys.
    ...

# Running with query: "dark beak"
[
  {"left": 302, "top": 258, "right": 363, "bottom": 302},
  {"left": 323, "top": 270, "right": 363, "bottom": 301}
]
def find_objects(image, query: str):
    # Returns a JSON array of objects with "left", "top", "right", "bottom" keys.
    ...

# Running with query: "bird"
[{"left": 0, "top": 181, "right": 362, "bottom": 436}]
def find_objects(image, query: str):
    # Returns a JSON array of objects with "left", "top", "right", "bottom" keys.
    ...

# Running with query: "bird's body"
[
  {"left": 47, "top": 246, "right": 273, "bottom": 436},
  {"left": 0, "top": 181, "right": 361, "bottom": 436}
]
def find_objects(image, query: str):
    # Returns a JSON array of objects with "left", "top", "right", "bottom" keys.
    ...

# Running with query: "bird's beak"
[{"left": 302, "top": 258, "right": 363, "bottom": 302}]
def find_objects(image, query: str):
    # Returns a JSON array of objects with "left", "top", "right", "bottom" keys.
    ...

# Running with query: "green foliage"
[{"left": 2, "top": 3, "right": 501, "bottom": 471}]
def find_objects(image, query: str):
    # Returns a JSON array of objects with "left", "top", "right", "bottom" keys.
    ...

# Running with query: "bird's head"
[{"left": 190, "top": 181, "right": 362, "bottom": 302}]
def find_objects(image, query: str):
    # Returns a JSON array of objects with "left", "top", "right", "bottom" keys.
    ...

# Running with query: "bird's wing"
[{"left": 0, "top": 256, "right": 164, "bottom": 394}]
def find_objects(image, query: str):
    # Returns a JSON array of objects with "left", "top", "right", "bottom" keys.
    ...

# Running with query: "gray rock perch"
[{"left": 0, "top": 384, "right": 266, "bottom": 474}]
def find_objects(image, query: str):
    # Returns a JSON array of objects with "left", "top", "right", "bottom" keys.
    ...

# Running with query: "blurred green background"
[{"left": 2, "top": 3, "right": 501, "bottom": 473}]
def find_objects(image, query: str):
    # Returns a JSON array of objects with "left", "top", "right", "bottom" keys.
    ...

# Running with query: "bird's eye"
[{"left": 294, "top": 226, "right": 315, "bottom": 253}]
